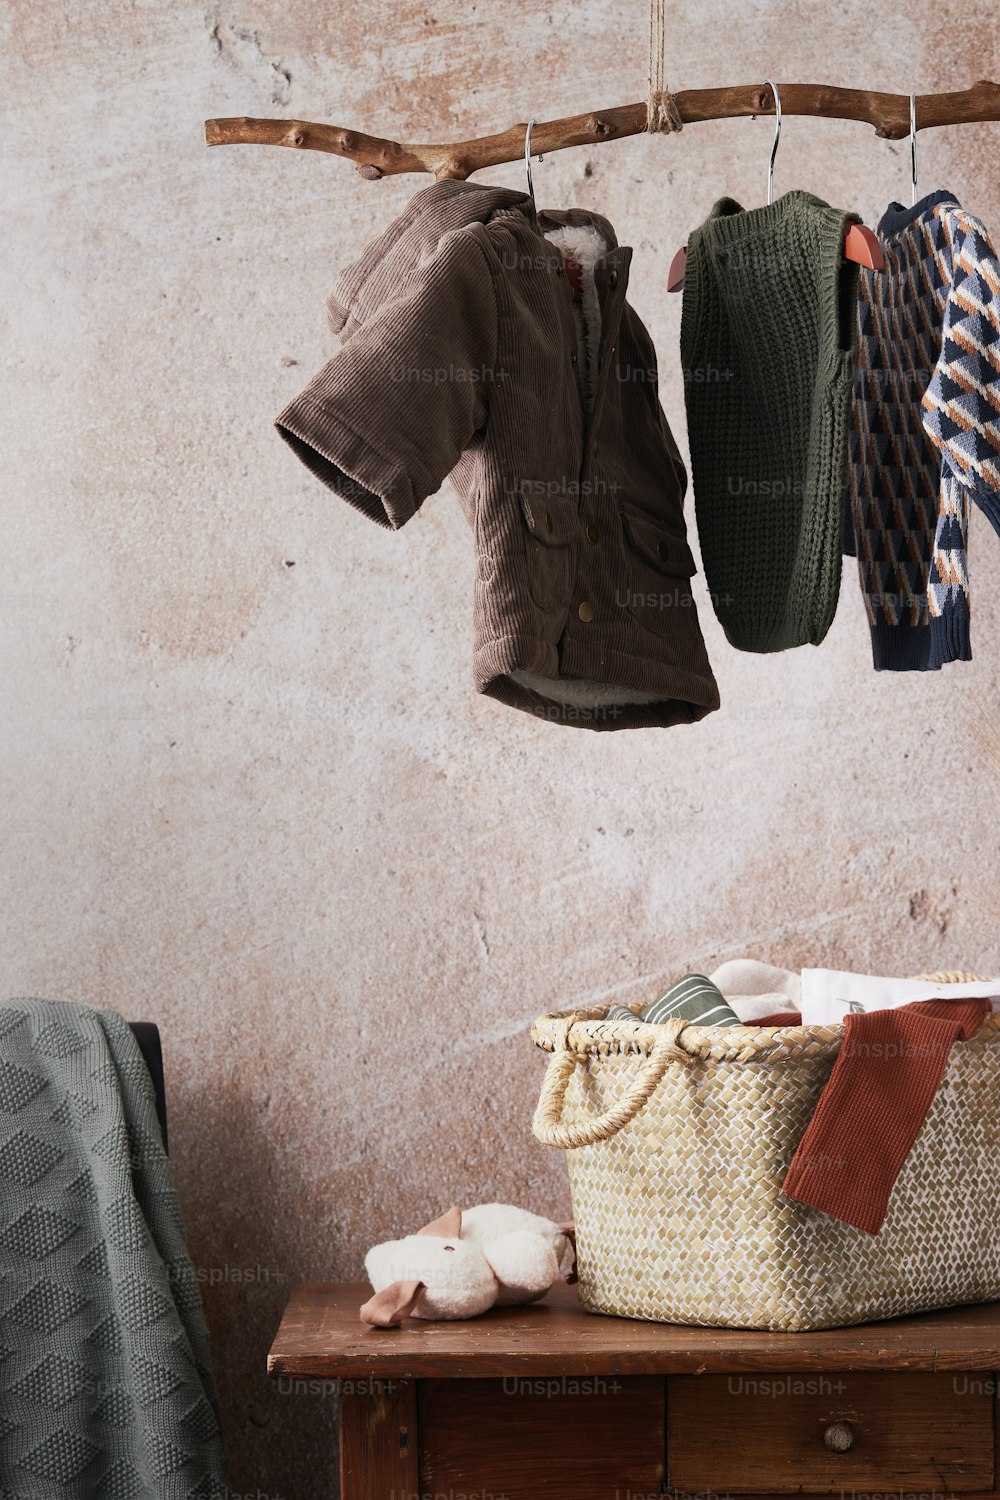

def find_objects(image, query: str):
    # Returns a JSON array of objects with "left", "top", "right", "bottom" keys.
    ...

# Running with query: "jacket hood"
[{"left": 327, "top": 179, "right": 619, "bottom": 337}]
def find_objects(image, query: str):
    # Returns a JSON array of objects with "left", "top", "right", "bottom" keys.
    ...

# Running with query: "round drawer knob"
[{"left": 823, "top": 1421, "right": 855, "bottom": 1453}]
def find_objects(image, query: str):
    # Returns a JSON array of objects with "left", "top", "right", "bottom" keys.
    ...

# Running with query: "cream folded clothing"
[{"left": 708, "top": 959, "right": 802, "bottom": 1022}]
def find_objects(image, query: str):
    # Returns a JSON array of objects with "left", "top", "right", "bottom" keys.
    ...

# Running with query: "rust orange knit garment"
[{"left": 777, "top": 998, "right": 991, "bottom": 1234}]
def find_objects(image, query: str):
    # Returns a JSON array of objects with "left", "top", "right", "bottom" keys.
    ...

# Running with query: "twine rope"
[{"left": 647, "top": 0, "right": 683, "bottom": 133}]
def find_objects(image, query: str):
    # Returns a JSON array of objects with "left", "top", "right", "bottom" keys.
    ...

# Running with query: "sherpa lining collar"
[{"left": 542, "top": 223, "right": 608, "bottom": 415}]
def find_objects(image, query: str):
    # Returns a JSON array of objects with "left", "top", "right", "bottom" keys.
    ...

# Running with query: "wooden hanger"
[
  {"left": 667, "top": 80, "right": 885, "bottom": 293},
  {"left": 667, "top": 225, "right": 884, "bottom": 294}
]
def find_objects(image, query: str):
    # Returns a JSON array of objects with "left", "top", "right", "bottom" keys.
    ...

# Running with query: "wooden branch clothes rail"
[{"left": 204, "top": 80, "right": 1000, "bottom": 181}]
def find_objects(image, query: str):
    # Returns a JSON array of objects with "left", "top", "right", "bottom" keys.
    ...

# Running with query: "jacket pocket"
[
  {"left": 518, "top": 484, "right": 577, "bottom": 613},
  {"left": 621, "top": 508, "right": 697, "bottom": 638}
]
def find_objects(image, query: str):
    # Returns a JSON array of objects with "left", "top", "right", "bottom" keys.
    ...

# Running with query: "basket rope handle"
[{"left": 532, "top": 1015, "right": 691, "bottom": 1150}]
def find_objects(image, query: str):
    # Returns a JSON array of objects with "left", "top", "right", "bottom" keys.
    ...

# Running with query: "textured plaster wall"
[{"left": 3, "top": 0, "right": 1000, "bottom": 1494}]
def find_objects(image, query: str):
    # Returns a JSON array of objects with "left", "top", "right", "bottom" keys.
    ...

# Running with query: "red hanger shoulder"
[{"left": 667, "top": 222, "right": 884, "bottom": 294}]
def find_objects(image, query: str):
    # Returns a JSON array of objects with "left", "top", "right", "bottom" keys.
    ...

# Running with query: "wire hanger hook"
[
  {"left": 910, "top": 92, "right": 918, "bottom": 206},
  {"left": 524, "top": 120, "right": 543, "bottom": 205},
  {"left": 764, "top": 80, "right": 782, "bottom": 205}
]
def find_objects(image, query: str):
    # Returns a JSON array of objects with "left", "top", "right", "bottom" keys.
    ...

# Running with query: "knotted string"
[{"left": 646, "top": 0, "right": 683, "bottom": 133}]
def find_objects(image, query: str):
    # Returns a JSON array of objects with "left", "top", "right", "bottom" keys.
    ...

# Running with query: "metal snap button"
[
  {"left": 586, "top": 524, "right": 599, "bottom": 544},
  {"left": 578, "top": 601, "right": 596, "bottom": 623},
  {"left": 544, "top": 510, "right": 554, "bottom": 533},
  {"left": 608, "top": 269, "right": 619, "bottom": 289}
]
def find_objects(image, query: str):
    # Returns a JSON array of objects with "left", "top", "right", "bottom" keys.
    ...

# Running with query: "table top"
[{"left": 267, "top": 1283, "right": 1000, "bottom": 1379}]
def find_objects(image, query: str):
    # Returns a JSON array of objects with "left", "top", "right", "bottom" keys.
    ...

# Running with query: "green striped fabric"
[{"left": 606, "top": 973, "right": 741, "bottom": 1028}]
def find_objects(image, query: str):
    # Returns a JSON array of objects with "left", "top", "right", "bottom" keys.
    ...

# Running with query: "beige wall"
[{"left": 4, "top": 1, "right": 1000, "bottom": 1495}]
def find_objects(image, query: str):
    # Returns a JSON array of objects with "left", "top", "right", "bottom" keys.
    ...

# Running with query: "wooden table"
[{"left": 268, "top": 1283, "right": 1000, "bottom": 1499}]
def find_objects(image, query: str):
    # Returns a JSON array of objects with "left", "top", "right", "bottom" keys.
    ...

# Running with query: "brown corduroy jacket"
[{"left": 276, "top": 180, "right": 719, "bottom": 730}]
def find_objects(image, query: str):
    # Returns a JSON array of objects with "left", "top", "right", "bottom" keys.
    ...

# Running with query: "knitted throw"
[
  {"left": 845, "top": 190, "right": 1000, "bottom": 670},
  {"left": 0, "top": 999, "right": 228, "bottom": 1498},
  {"left": 681, "top": 190, "right": 861, "bottom": 652}
]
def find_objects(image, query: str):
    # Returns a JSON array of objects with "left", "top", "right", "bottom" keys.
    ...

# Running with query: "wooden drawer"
[
  {"left": 667, "top": 1371, "right": 995, "bottom": 1494},
  {"left": 418, "top": 1375, "right": 664, "bottom": 1499}
]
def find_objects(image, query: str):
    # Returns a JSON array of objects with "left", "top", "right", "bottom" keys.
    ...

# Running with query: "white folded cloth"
[
  {"left": 708, "top": 959, "right": 1000, "bottom": 1026},
  {"left": 799, "top": 969, "right": 1000, "bottom": 1025}
]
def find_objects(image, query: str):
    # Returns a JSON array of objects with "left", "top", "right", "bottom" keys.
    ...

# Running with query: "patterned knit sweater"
[{"left": 846, "top": 190, "right": 1000, "bottom": 670}]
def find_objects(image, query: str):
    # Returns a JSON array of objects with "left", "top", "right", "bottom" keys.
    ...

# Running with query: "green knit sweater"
[{"left": 680, "top": 190, "right": 861, "bottom": 653}]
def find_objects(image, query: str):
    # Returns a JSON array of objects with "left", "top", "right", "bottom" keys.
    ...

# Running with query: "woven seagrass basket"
[{"left": 531, "top": 973, "right": 1000, "bottom": 1332}]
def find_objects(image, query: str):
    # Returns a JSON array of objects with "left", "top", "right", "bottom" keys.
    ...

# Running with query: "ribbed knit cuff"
[
  {"left": 870, "top": 620, "right": 938, "bottom": 672},
  {"left": 929, "top": 595, "right": 973, "bottom": 667},
  {"left": 275, "top": 397, "right": 417, "bottom": 530}
]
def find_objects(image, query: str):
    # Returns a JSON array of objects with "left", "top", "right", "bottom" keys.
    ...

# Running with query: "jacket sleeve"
[
  {"left": 275, "top": 227, "right": 499, "bottom": 530},
  {"left": 921, "top": 213, "right": 1000, "bottom": 538}
]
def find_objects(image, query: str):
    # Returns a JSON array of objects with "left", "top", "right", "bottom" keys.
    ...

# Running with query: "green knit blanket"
[{"left": 0, "top": 999, "right": 228, "bottom": 1498}]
